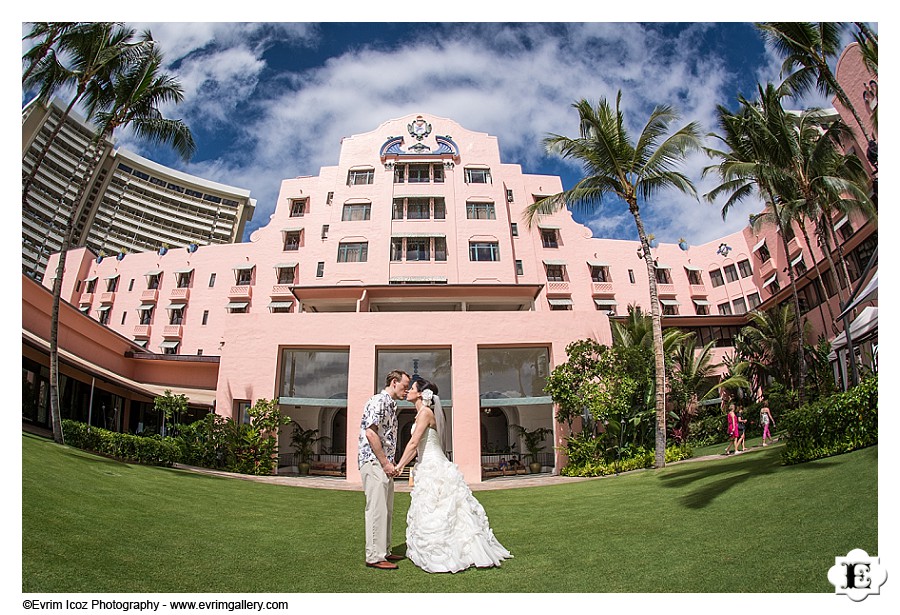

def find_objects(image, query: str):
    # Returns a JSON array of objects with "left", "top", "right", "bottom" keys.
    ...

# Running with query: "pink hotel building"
[{"left": 23, "top": 43, "right": 877, "bottom": 484}]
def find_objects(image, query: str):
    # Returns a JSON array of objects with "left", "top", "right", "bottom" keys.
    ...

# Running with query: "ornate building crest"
[{"left": 408, "top": 115, "right": 432, "bottom": 141}]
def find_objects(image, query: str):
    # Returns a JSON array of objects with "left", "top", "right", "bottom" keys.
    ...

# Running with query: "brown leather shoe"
[
  {"left": 386, "top": 554, "right": 406, "bottom": 562},
  {"left": 366, "top": 560, "right": 399, "bottom": 570}
]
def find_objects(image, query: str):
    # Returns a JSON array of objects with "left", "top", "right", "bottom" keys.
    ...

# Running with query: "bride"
[{"left": 395, "top": 376, "right": 512, "bottom": 573}]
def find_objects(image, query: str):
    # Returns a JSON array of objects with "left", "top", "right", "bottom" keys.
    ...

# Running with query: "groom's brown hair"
[{"left": 385, "top": 370, "right": 410, "bottom": 388}]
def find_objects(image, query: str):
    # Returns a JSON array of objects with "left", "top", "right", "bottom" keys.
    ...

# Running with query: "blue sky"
[{"left": 19, "top": 16, "right": 875, "bottom": 248}]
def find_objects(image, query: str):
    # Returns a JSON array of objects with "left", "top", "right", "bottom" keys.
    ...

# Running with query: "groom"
[{"left": 359, "top": 369, "right": 410, "bottom": 569}]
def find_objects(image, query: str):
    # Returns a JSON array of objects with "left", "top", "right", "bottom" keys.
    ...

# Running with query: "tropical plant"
[
  {"left": 511, "top": 425, "right": 553, "bottom": 464},
  {"left": 289, "top": 421, "right": 329, "bottom": 465},
  {"left": 31, "top": 28, "right": 195, "bottom": 445},
  {"left": 757, "top": 22, "right": 871, "bottom": 144},
  {"left": 224, "top": 398, "right": 291, "bottom": 476},
  {"left": 153, "top": 389, "right": 188, "bottom": 437},
  {"left": 526, "top": 94, "right": 702, "bottom": 468}
]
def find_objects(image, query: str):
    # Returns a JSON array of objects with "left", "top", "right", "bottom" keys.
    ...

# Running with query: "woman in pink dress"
[
  {"left": 760, "top": 400, "right": 775, "bottom": 446},
  {"left": 723, "top": 404, "right": 740, "bottom": 455}
]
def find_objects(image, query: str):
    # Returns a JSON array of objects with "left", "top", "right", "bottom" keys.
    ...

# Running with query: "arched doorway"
[{"left": 329, "top": 408, "right": 347, "bottom": 454}]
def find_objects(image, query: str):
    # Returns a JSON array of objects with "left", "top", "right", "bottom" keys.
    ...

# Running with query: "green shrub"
[
  {"left": 62, "top": 420, "right": 180, "bottom": 467},
  {"left": 561, "top": 444, "right": 692, "bottom": 477},
  {"left": 780, "top": 377, "right": 878, "bottom": 465}
]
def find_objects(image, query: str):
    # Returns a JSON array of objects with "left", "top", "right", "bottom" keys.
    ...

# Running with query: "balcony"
[
  {"left": 141, "top": 289, "right": 159, "bottom": 302},
  {"left": 79, "top": 292, "right": 95, "bottom": 305},
  {"left": 545, "top": 281, "right": 571, "bottom": 296},
  {"left": 162, "top": 325, "right": 183, "bottom": 338},
  {"left": 758, "top": 258, "right": 775, "bottom": 279},
  {"left": 787, "top": 236, "right": 801, "bottom": 257},
  {"left": 99, "top": 292, "right": 115, "bottom": 304},
  {"left": 170, "top": 287, "right": 190, "bottom": 301},
  {"left": 132, "top": 325, "right": 151, "bottom": 338},
  {"left": 229, "top": 285, "right": 253, "bottom": 300},
  {"left": 591, "top": 281, "right": 614, "bottom": 295},
  {"left": 689, "top": 284, "right": 708, "bottom": 296},
  {"left": 656, "top": 284, "right": 677, "bottom": 296},
  {"left": 271, "top": 285, "right": 294, "bottom": 297}
]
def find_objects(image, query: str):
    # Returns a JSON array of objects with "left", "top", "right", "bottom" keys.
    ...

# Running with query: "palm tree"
[
  {"left": 704, "top": 83, "right": 809, "bottom": 400},
  {"left": 45, "top": 34, "right": 195, "bottom": 444},
  {"left": 668, "top": 335, "right": 749, "bottom": 444},
  {"left": 738, "top": 304, "right": 809, "bottom": 398},
  {"left": 21, "top": 22, "right": 80, "bottom": 84},
  {"left": 756, "top": 22, "right": 871, "bottom": 144},
  {"left": 526, "top": 94, "right": 702, "bottom": 468},
  {"left": 22, "top": 22, "right": 142, "bottom": 207}
]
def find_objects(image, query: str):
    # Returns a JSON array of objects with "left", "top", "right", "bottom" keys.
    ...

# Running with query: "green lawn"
[{"left": 22, "top": 432, "right": 877, "bottom": 593}]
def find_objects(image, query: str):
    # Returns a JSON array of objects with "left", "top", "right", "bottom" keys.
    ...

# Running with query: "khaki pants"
[{"left": 360, "top": 460, "right": 394, "bottom": 563}]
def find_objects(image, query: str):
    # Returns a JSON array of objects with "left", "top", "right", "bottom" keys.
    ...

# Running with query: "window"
[
  {"left": 433, "top": 198, "right": 446, "bottom": 219},
  {"left": 628, "top": 269, "right": 635, "bottom": 284},
  {"left": 469, "top": 242, "right": 500, "bottom": 262},
  {"left": 209, "top": 273, "right": 216, "bottom": 287},
  {"left": 655, "top": 268, "right": 672, "bottom": 284},
  {"left": 390, "top": 238, "right": 403, "bottom": 262},
  {"left": 106, "top": 276, "right": 119, "bottom": 292},
  {"left": 202, "top": 310, "right": 209, "bottom": 325},
  {"left": 506, "top": 189, "right": 514, "bottom": 203},
  {"left": 176, "top": 271, "right": 192, "bottom": 288},
  {"left": 545, "top": 264, "right": 566, "bottom": 282},
  {"left": 792, "top": 256, "right": 807, "bottom": 276},
  {"left": 392, "top": 200, "right": 404, "bottom": 220},
  {"left": 724, "top": 264, "right": 739, "bottom": 283},
  {"left": 75, "top": 280, "right": 81, "bottom": 293},
  {"left": 709, "top": 269, "right": 725, "bottom": 287},
  {"left": 541, "top": 229, "right": 559, "bottom": 248},
  {"left": 326, "top": 191, "right": 334, "bottom": 205},
  {"left": 466, "top": 201, "right": 496, "bottom": 220},
  {"left": 464, "top": 167, "right": 491, "bottom": 184},
  {"left": 510, "top": 223, "right": 518, "bottom": 237},
  {"left": 434, "top": 237, "right": 447, "bottom": 261},
  {"left": 139, "top": 305, "right": 154, "bottom": 325},
  {"left": 766, "top": 277, "right": 781, "bottom": 295},
  {"left": 686, "top": 269, "right": 702, "bottom": 285},
  {"left": 756, "top": 242, "right": 771, "bottom": 263},
  {"left": 393, "top": 165, "right": 405, "bottom": 184},
  {"left": 98, "top": 307, "right": 110, "bottom": 325},
  {"left": 590, "top": 265, "right": 610, "bottom": 283},
  {"left": 662, "top": 302, "right": 679, "bottom": 316},
  {"left": 549, "top": 299, "right": 572, "bottom": 311},
  {"left": 432, "top": 164, "right": 444, "bottom": 183},
  {"left": 168, "top": 305, "right": 185, "bottom": 325},
  {"left": 738, "top": 259, "right": 753, "bottom": 278},
  {"left": 85, "top": 278, "right": 97, "bottom": 294},
  {"left": 121, "top": 311, "right": 127, "bottom": 325},
  {"left": 277, "top": 266, "right": 296, "bottom": 284},
  {"left": 717, "top": 302, "right": 732, "bottom": 315},
  {"left": 316, "top": 262, "right": 324, "bottom": 278},
  {"left": 342, "top": 203, "right": 371, "bottom": 221},
  {"left": 290, "top": 198, "right": 307, "bottom": 217},
  {"left": 128, "top": 279, "right": 134, "bottom": 292},
  {"left": 694, "top": 301, "right": 710, "bottom": 315},
  {"left": 838, "top": 219, "right": 854, "bottom": 242},
  {"left": 146, "top": 273, "right": 160, "bottom": 290},
  {"left": 162, "top": 341, "right": 180, "bottom": 355},
  {"left": 227, "top": 302, "right": 249, "bottom": 314},
  {"left": 732, "top": 297, "right": 747, "bottom": 315},
  {"left": 283, "top": 231, "right": 301, "bottom": 251},
  {"left": 235, "top": 267, "right": 253, "bottom": 286},
  {"left": 747, "top": 292, "right": 761, "bottom": 309},
  {"left": 347, "top": 168, "right": 374, "bottom": 185},
  {"left": 783, "top": 224, "right": 796, "bottom": 242},
  {"left": 407, "top": 198, "right": 430, "bottom": 219},
  {"left": 321, "top": 224, "right": 329, "bottom": 239},
  {"left": 407, "top": 164, "right": 430, "bottom": 183},
  {"left": 406, "top": 238, "right": 430, "bottom": 261},
  {"left": 234, "top": 400, "right": 252, "bottom": 424},
  {"left": 515, "top": 260, "right": 524, "bottom": 276},
  {"left": 337, "top": 242, "right": 368, "bottom": 263},
  {"left": 197, "top": 349, "right": 203, "bottom": 356}
]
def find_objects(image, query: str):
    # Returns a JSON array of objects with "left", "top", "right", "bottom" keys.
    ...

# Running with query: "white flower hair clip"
[{"left": 422, "top": 389, "right": 434, "bottom": 404}]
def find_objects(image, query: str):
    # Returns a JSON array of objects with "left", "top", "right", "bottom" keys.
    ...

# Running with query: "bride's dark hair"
[{"left": 411, "top": 375, "right": 438, "bottom": 396}]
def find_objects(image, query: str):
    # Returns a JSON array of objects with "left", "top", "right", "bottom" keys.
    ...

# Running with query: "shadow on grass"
[{"left": 659, "top": 443, "right": 842, "bottom": 510}]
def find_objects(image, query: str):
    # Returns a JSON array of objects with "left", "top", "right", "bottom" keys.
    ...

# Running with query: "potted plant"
[
  {"left": 290, "top": 420, "right": 328, "bottom": 475},
  {"left": 647, "top": 234, "right": 658, "bottom": 248},
  {"left": 678, "top": 237, "right": 689, "bottom": 251},
  {"left": 512, "top": 425, "right": 553, "bottom": 474}
]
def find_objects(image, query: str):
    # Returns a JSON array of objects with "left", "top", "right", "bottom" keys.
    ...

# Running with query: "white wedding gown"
[{"left": 406, "top": 424, "right": 512, "bottom": 573}]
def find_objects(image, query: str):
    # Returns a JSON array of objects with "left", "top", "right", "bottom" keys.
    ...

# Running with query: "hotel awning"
[
  {"left": 104, "top": 274, "right": 120, "bottom": 280},
  {"left": 593, "top": 299, "right": 618, "bottom": 306},
  {"left": 133, "top": 339, "right": 148, "bottom": 348},
  {"left": 84, "top": 276, "right": 98, "bottom": 282},
  {"left": 834, "top": 215, "right": 850, "bottom": 230},
  {"left": 144, "top": 270, "right": 162, "bottom": 276},
  {"left": 96, "top": 305, "right": 111, "bottom": 312},
  {"left": 790, "top": 252, "right": 805, "bottom": 267},
  {"left": 173, "top": 268, "right": 194, "bottom": 274},
  {"left": 683, "top": 264, "right": 702, "bottom": 271},
  {"left": 268, "top": 301, "right": 294, "bottom": 309},
  {"left": 233, "top": 264, "right": 255, "bottom": 271},
  {"left": 159, "top": 340, "right": 179, "bottom": 349},
  {"left": 537, "top": 224, "right": 561, "bottom": 230},
  {"left": 660, "top": 299, "right": 680, "bottom": 306},
  {"left": 587, "top": 260, "right": 609, "bottom": 268},
  {"left": 274, "top": 262, "right": 299, "bottom": 269},
  {"left": 655, "top": 263, "right": 671, "bottom": 269},
  {"left": 542, "top": 259, "right": 567, "bottom": 266},
  {"left": 166, "top": 302, "right": 187, "bottom": 310},
  {"left": 692, "top": 299, "right": 711, "bottom": 306},
  {"left": 837, "top": 271, "right": 878, "bottom": 320},
  {"left": 547, "top": 298, "right": 574, "bottom": 306},
  {"left": 138, "top": 303, "right": 155, "bottom": 311},
  {"left": 280, "top": 226, "right": 304, "bottom": 233},
  {"left": 389, "top": 276, "right": 448, "bottom": 283},
  {"left": 762, "top": 274, "right": 778, "bottom": 288},
  {"left": 829, "top": 307, "right": 878, "bottom": 356},
  {"left": 752, "top": 238, "right": 767, "bottom": 252},
  {"left": 226, "top": 301, "right": 249, "bottom": 309},
  {"left": 391, "top": 232, "right": 446, "bottom": 238}
]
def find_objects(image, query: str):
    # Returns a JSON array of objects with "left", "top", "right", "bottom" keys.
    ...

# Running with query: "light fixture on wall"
[{"left": 483, "top": 407, "right": 498, "bottom": 417}]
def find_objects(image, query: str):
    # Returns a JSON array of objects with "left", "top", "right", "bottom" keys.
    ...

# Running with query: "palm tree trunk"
[
  {"left": 798, "top": 222, "right": 837, "bottom": 334},
  {"left": 47, "top": 137, "right": 103, "bottom": 443},
  {"left": 629, "top": 202, "right": 667, "bottom": 468},
  {"left": 769, "top": 199, "right": 807, "bottom": 402},
  {"left": 819, "top": 213, "right": 854, "bottom": 297}
]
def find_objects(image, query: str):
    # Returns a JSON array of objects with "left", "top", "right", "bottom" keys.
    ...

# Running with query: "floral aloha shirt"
[{"left": 357, "top": 391, "right": 398, "bottom": 469}]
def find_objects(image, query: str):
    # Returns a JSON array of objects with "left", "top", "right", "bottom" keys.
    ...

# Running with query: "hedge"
[
  {"left": 62, "top": 420, "right": 181, "bottom": 467},
  {"left": 780, "top": 377, "right": 878, "bottom": 465},
  {"left": 561, "top": 444, "right": 693, "bottom": 477}
]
